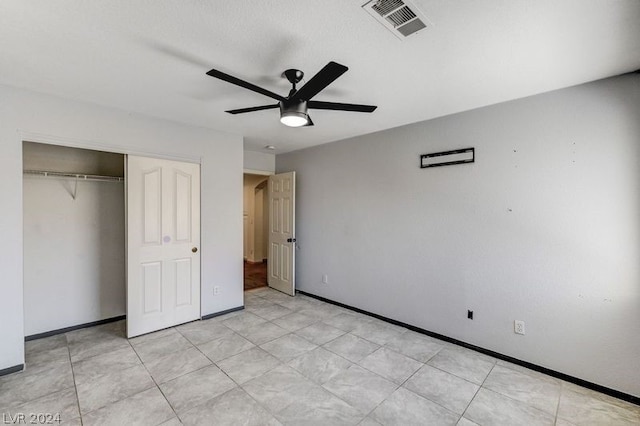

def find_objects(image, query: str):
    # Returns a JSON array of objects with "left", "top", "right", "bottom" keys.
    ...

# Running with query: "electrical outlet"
[
  {"left": 322, "top": 274, "right": 329, "bottom": 284},
  {"left": 213, "top": 286, "right": 220, "bottom": 295},
  {"left": 514, "top": 320, "right": 525, "bottom": 335},
  {"left": 467, "top": 310, "right": 474, "bottom": 320}
]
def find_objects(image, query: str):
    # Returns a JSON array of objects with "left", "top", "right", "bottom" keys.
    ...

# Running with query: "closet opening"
[{"left": 22, "top": 141, "right": 126, "bottom": 341}]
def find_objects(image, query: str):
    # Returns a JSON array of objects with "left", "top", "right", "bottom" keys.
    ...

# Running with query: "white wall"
[
  {"left": 23, "top": 177, "right": 125, "bottom": 335},
  {"left": 0, "top": 84, "right": 243, "bottom": 372},
  {"left": 277, "top": 74, "right": 640, "bottom": 397},
  {"left": 244, "top": 150, "right": 275, "bottom": 174}
]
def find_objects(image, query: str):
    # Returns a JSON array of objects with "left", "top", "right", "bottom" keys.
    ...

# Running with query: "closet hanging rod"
[{"left": 23, "top": 169, "right": 124, "bottom": 182}]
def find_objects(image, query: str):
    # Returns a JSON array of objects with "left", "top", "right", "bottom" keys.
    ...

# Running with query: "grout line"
[
  {"left": 129, "top": 335, "right": 180, "bottom": 423},
  {"left": 459, "top": 361, "right": 497, "bottom": 423},
  {"left": 65, "top": 340, "right": 84, "bottom": 425},
  {"left": 554, "top": 385, "right": 564, "bottom": 425}
]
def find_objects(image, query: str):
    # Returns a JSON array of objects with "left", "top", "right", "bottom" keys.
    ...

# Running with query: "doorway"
[{"left": 243, "top": 173, "right": 269, "bottom": 291}]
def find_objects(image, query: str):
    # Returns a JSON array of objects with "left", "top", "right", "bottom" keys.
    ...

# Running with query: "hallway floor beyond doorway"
[{"left": 244, "top": 261, "right": 267, "bottom": 291}]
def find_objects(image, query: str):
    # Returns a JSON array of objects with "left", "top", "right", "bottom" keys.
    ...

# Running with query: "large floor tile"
[
  {"left": 65, "top": 321, "right": 125, "bottom": 344},
  {"left": 180, "top": 387, "right": 281, "bottom": 426},
  {"left": 129, "top": 327, "right": 178, "bottom": 347},
  {"left": 351, "top": 320, "right": 406, "bottom": 346},
  {"left": 72, "top": 345, "right": 141, "bottom": 385},
  {"left": 323, "top": 312, "right": 372, "bottom": 332},
  {"left": 561, "top": 381, "right": 640, "bottom": 416},
  {"left": 160, "top": 365, "right": 236, "bottom": 415},
  {"left": 82, "top": 387, "right": 174, "bottom": 426},
  {"left": 76, "top": 363, "right": 155, "bottom": 414},
  {"left": 294, "top": 321, "right": 346, "bottom": 345},
  {"left": 221, "top": 312, "right": 267, "bottom": 333},
  {"left": 457, "top": 417, "right": 480, "bottom": 426},
  {"left": 1, "top": 387, "right": 79, "bottom": 424},
  {"left": 323, "top": 333, "right": 380, "bottom": 363},
  {"left": 404, "top": 364, "right": 479, "bottom": 414},
  {"left": 322, "top": 364, "right": 397, "bottom": 414},
  {"left": 371, "top": 387, "right": 459, "bottom": 426},
  {"left": 217, "top": 347, "right": 281, "bottom": 384},
  {"left": 242, "top": 364, "right": 320, "bottom": 414},
  {"left": 557, "top": 387, "right": 640, "bottom": 425},
  {"left": 385, "top": 330, "right": 445, "bottom": 362},
  {"left": 0, "top": 362, "right": 74, "bottom": 409},
  {"left": 66, "top": 321, "right": 129, "bottom": 362},
  {"left": 359, "top": 416, "right": 383, "bottom": 425},
  {"left": 237, "top": 322, "right": 290, "bottom": 345},
  {"left": 159, "top": 417, "right": 183, "bottom": 426},
  {"left": 483, "top": 364, "right": 561, "bottom": 415},
  {"left": 260, "top": 334, "right": 318, "bottom": 362},
  {"left": 427, "top": 347, "right": 495, "bottom": 385},
  {"left": 288, "top": 347, "right": 352, "bottom": 385},
  {"left": 25, "top": 346, "right": 70, "bottom": 367},
  {"left": 143, "top": 346, "right": 212, "bottom": 384},
  {"left": 297, "top": 303, "right": 344, "bottom": 320},
  {"left": 261, "top": 290, "right": 295, "bottom": 304},
  {"left": 464, "top": 388, "right": 554, "bottom": 426},
  {"left": 197, "top": 332, "right": 255, "bottom": 362},
  {"left": 175, "top": 320, "right": 234, "bottom": 345},
  {"left": 67, "top": 334, "right": 130, "bottom": 363},
  {"left": 272, "top": 312, "right": 320, "bottom": 332},
  {"left": 358, "top": 347, "right": 422, "bottom": 384},
  {"left": 276, "top": 385, "right": 364, "bottom": 425},
  {"left": 247, "top": 303, "right": 294, "bottom": 321},
  {"left": 25, "top": 335, "right": 68, "bottom": 355},
  {"left": 132, "top": 332, "right": 193, "bottom": 364}
]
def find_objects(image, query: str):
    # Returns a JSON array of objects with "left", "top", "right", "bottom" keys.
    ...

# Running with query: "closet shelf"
[{"left": 23, "top": 169, "right": 124, "bottom": 182}]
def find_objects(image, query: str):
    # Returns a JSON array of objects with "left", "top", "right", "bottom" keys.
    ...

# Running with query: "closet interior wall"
[{"left": 22, "top": 142, "right": 126, "bottom": 336}]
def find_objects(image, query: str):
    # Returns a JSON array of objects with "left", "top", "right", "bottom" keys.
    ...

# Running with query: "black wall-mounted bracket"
[{"left": 420, "top": 147, "right": 475, "bottom": 168}]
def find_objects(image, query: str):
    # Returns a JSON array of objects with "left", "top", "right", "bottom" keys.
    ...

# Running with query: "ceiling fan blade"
[
  {"left": 308, "top": 100, "right": 377, "bottom": 113},
  {"left": 290, "top": 61, "right": 348, "bottom": 102},
  {"left": 206, "top": 68, "right": 286, "bottom": 102},
  {"left": 225, "top": 104, "right": 279, "bottom": 115}
]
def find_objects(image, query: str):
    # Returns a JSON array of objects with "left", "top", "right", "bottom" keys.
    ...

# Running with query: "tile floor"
[{"left": 1, "top": 287, "right": 639, "bottom": 425}]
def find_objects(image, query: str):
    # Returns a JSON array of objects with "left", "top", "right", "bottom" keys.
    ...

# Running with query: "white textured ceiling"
[{"left": 1, "top": 1, "right": 639, "bottom": 154}]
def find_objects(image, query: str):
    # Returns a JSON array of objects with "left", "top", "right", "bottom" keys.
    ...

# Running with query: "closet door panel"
[{"left": 127, "top": 155, "right": 201, "bottom": 338}]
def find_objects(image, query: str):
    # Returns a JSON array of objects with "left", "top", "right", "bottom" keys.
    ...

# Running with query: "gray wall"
[{"left": 277, "top": 74, "right": 640, "bottom": 397}]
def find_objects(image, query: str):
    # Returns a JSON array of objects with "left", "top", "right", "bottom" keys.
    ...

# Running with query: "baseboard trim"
[
  {"left": 298, "top": 290, "right": 640, "bottom": 406},
  {"left": 25, "top": 315, "right": 126, "bottom": 341},
  {"left": 0, "top": 364, "right": 24, "bottom": 377},
  {"left": 201, "top": 306, "right": 244, "bottom": 320}
]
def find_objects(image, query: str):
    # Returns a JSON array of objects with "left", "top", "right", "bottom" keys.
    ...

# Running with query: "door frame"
[{"left": 242, "top": 170, "right": 273, "bottom": 294}]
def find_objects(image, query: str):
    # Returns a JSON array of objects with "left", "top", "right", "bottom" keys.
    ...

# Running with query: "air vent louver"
[
  {"left": 362, "top": 0, "right": 430, "bottom": 40},
  {"left": 386, "top": 6, "right": 416, "bottom": 27},
  {"left": 372, "top": 0, "right": 404, "bottom": 17}
]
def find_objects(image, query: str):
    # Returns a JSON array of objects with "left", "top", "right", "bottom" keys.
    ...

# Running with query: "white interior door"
[
  {"left": 268, "top": 171, "right": 296, "bottom": 296},
  {"left": 127, "top": 155, "right": 201, "bottom": 337}
]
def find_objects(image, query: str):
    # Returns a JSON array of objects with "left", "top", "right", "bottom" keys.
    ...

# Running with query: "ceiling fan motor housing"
[{"left": 279, "top": 99, "right": 309, "bottom": 127}]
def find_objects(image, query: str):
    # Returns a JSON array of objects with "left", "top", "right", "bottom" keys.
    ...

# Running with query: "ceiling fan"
[{"left": 206, "top": 61, "right": 377, "bottom": 127}]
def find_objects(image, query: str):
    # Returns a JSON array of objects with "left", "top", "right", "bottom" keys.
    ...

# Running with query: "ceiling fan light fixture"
[
  {"left": 280, "top": 111, "right": 309, "bottom": 127},
  {"left": 279, "top": 100, "right": 309, "bottom": 127}
]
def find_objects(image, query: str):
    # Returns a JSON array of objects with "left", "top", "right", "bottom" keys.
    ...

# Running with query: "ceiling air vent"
[{"left": 362, "top": 0, "right": 430, "bottom": 40}]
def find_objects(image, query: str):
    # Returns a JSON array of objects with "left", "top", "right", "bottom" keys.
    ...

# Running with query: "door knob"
[
  {"left": 287, "top": 238, "right": 296, "bottom": 243},
  {"left": 192, "top": 247, "right": 198, "bottom": 253}
]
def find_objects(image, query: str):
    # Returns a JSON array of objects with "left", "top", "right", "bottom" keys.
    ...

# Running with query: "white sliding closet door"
[{"left": 126, "top": 155, "right": 201, "bottom": 338}]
